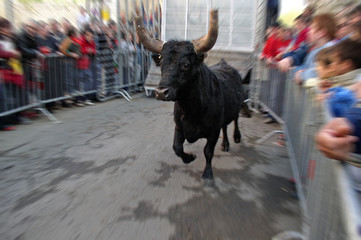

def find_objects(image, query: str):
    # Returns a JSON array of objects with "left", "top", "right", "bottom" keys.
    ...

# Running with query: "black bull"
[{"left": 154, "top": 41, "right": 251, "bottom": 179}]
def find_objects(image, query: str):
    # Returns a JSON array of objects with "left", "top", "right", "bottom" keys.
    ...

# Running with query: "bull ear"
[{"left": 196, "top": 52, "right": 206, "bottom": 64}]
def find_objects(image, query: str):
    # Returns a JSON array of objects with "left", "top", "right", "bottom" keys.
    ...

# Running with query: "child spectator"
[
  {"left": 304, "top": 47, "right": 335, "bottom": 91},
  {"left": 317, "top": 39, "right": 361, "bottom": 117},
  {"left": 259, "top": 22, "right": 280, "bottom": 61},
  {"left": 259, "top": 25, "right": 292, "bottom": 65}
]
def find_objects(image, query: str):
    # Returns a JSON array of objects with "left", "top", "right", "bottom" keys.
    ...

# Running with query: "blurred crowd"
[
  {"left": 0, "top": 6, "right": 153, "bottom": 131},
  {"left": 259, "top": 3, "right": 361, "bottom": 163}
]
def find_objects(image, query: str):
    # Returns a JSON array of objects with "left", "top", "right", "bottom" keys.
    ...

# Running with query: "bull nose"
[{"left": 155, "top": 88, "right": 169, "bottom": 100}]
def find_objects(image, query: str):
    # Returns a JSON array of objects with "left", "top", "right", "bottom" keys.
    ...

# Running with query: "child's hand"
[{"left": 318, "top": 79, "right": 332, "bottom": 92}]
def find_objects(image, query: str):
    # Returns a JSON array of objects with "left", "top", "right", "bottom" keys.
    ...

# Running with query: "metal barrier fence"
[
  {"left": 0, "top": 48, "right": 151, "bottom": 123},
  {"left": 249, "top": 57, "right": 361, "bottom": 239}
]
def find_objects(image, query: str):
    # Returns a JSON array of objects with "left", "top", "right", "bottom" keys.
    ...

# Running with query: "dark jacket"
[{"left": 17, "top": 30, "right": 39, "bottom": 63}]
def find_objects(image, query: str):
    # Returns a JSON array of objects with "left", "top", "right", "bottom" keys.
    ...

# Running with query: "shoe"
[
  {"left": 84, "top": 100, "right": 94, "bottom": 106},
  {"left": 62, "top": 102, "right": 72, "bottom": 108},
  {"left": 273, "top": 141, "right": 285, "bottom": 147},
  {"left": 264, "top": 117, "right": 276, "bottom": 124},
  {"left": 1, "top": 125, "right": 16, "bottom": 131},
  {"left": 17, "top": 116, "right": 32, "bottom": 125},
  {"left": 74, "top": 102, "right": 85, "bottom": 107}
]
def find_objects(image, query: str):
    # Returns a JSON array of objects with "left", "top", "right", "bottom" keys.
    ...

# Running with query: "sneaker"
[
  {"left": 84, "top": 100, "right": 94, "bottom": 106},
  {"left": 74, "top": 102, "right": 85, "bottom": 107},
  {"left": 62, "top": 101, "right": 72, "bottom": 108},
  {"left": 17, "top": 116, "right": 32, "bottom": 125},
  {"left": 1, "top": 125, "right": 16, "bottom": 131},
  {"left": 273, "top": 140, "right": 285, "bottom": 147},
  {"left": 264, "top": 117, "right": 276, "bottom": 124}
]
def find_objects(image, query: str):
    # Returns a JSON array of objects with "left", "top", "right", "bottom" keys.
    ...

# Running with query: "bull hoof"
[
  {"left": 221, "top": 144, "right": 229, "bottom": 152},
  {"left": 202, "top": 170, "right": 213, "bottom": 180},
  {"left": 182, "top": 154, "right": 196, "bottom": 164},
  {"left": 234, "top": 133, "right": 241, "bottom": 143},
  {"left": 202, "top": 178, "right": 215, "bottom": 187}
]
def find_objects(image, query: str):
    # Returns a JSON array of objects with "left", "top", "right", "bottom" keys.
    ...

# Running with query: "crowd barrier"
[
  {"left": 249, "top": 57, "right": 361, "bottom": 239},
  {"left": 0, "top": 48, "right": 151, "bottom": 123}
]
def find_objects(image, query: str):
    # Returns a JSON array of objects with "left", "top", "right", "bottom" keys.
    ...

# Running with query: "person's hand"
[
  {"left": 316, "top": 118, "right": 358, "bottom": 160},
  {"left": 36, "top": 51, "right": 45, "bottom": 59},
  {"left": 265, "top": 58, "right": 274, "bottom": 65},
  {"left": 70, "top": 53, "right": 80, "bottom": 59},
  {"left": 12, "top": 50, "right": 21, "bottom": 59},
  {"left": 294, "top": 70, "right": 304, "bottom": 85},
  {"left": 277, "top": 57, "right": 293, "bottom": 72},
  {"left": 318, "top": 79, "right": 332, "bottom": 92}
]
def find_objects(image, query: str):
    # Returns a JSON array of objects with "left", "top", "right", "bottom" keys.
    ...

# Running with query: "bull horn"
[
  {"left": 135, "top": 16, "right": 164, "bottom": 54},
  {"left": 191, "top": 9, "right": 219, "bottom": 52}
]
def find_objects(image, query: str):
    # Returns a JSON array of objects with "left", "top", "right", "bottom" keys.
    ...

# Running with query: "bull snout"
[{"left": 155, "top": 88, "right": 170, "bottom": 101}]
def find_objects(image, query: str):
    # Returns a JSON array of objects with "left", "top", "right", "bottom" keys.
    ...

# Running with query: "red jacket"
[
  {"left": 261, "top": 35, "right": 291, "bottom": 60},
  {"left": 260, "top": 34, "right": 276, "bottom": 59},
  {"left": 76, "top": 35, "right": 96, "bottom": 69}
]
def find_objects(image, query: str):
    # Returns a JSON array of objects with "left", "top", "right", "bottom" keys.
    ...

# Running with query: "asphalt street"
[{"left": 0, "top": 93, "right": 301, "bottom": 240}]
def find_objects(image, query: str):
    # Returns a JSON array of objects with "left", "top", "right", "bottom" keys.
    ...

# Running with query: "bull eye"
[{"left": 182, "top": 63, "right": 190, "bottom": 72}]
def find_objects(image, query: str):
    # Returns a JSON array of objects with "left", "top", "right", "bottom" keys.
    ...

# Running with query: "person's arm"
[{"left": 59, "top": 38, "right": 78, "bottom": 58}]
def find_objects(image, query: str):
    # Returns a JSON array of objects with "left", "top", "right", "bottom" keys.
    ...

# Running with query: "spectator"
[
  {"left": 348, "top": 4, "right": 361, "bottom": 26},
  {"left": 76, "top": 27, "right": 96, "bottom": 106},
  {"left": 59, "top": 26, "right": 81, "bottom": 106},
  {"left": 0, "top": 17, "right": 24, "bottom": 130},
  {"left": 293, "top": 14, "right": 336, "bottom": 85},
  {"left": 290, "top": 15, "right": 309, "bottom": 51},
  {"left": 304, "top": 47, "right": 335, "bottom": 91},
  {"left": 37, "top": 21, "right": 59, "bottom": 55},
  {"left": 301, "top": 5, "right": 315, "bottom": 20},
  {"left": 77, "top": 6, "right": 90, "bottom": 31},
  {"left": 62, "top": 18, "right": 72, "bottom": 34},
  {"left": 259, "top": 22, "right": 280, "bottom": 60},
  {"left": 97, "top": 23, "right": 116, "bottom": 96},
  {"left": 36, "top": 21, "right": 62, "bottom": 113},
  {"left": 327, "top": 39, "right": 361, "bottom": 87},
  {"left": 49, "top": 19, "right": 66, "bottom": 44},
  {"left": 316, "top": 39, "right": 361, "bottom": 117},
  {"left": 277, "top": 14, "right": 313, "bottom": 72},
  {"left": 17, "top": 20, "right": 43, "bottom": 123}
]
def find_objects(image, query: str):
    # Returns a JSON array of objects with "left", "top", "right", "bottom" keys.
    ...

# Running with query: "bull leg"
[
  {"left": 234, "top": 118, "right": 241, "bottom": 143},
  {"left": 173, "top": 126, "right": 196, "bottom": 164},
  {"left": 221, "top": 126, "right": 230, "bottom": 151},
  {"left": 202, "top": 132, "right": 219, "bottom": 179}
]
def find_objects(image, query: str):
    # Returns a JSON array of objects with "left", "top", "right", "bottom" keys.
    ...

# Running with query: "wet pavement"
[{"left": 0, "top": 94, "right": 301, "bottom": 240}]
